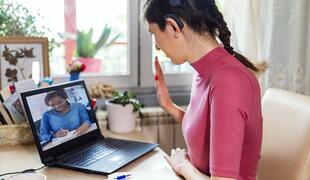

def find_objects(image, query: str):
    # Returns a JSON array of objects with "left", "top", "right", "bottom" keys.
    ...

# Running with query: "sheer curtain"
[
  {"left": 223, "top": 0, "right": 310, "bottom": 95},
  {"left": 223, "top": 0, "right": 261, "bottom": 64},
  {"left": 260, "top": 0, "right": 310, "bottom": 95}
]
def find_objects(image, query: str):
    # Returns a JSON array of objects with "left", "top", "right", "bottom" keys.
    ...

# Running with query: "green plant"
[
  {"left": 0, "top": 0, "right": 59, "bottom": 53},
  {"left": 0, "top": 0, "right": 43, "bottom": 36},
  {"left": 75, "top": 25, "right": 120, "bottom": 58},
  {"left": 110, "top": 91, "right": 144, "bottom": 119}
]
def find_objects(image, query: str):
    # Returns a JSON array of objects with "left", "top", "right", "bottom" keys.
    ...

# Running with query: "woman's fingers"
[{"left": 154, "top": 56, "right": 164, "bottom": 82}]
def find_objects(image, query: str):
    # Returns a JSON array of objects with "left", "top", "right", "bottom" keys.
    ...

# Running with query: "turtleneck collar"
[{"left": 190, "top": 46, "right": 229, "bottom": 76}]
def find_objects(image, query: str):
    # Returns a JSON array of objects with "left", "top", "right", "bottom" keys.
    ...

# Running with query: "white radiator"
[{"left": 137, "top": 107, "right": 187, "bottom": 154}]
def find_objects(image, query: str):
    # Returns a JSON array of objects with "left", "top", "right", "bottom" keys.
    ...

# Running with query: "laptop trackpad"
[
  {"left": 87, "top": 151, "right": 129, "bottom": 173},
  {"left": 88, "top": 144, "right": 149, "bottom": 173}
]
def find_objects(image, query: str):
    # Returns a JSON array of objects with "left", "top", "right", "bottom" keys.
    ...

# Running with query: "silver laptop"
[{"left": 20, "top": 80, "right": 158, "bottom": 175}]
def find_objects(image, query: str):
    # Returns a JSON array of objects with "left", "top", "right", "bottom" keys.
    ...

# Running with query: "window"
[
  {"left": 10, "top": 0, "right": 192, "bottom": 88},
  {"left": 14, "top": 0, "right": 138, "bottom": 88}
]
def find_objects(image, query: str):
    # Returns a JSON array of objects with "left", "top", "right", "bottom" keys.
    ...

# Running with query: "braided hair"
[{"left": 143, "top": 0, "right": 259, "bottom": 72}]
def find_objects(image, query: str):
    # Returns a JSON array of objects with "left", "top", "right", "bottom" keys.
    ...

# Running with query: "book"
[
  {"left": 14, "top": 79, "right": 37, "bottom": 94},
  {"left": 3, "top": 92, "right": 26, "bottom": 124},
  {"left": 0, "top": 112, "right": 7, "bottom": 125},
  {"left": 0, "top": 86, "right": 12, "bottom": 102},
  {"left": 0, "top": 101, "right": 14, "bottom": 125}
]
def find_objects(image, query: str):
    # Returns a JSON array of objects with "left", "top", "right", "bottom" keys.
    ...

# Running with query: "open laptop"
[{"left": 20, "top": 80, "right": 158, "bottom": 175}]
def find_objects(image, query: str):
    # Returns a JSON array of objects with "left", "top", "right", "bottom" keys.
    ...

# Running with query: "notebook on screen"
[{"left": 20, "top": 80, "right": 158, "bottom": 175}]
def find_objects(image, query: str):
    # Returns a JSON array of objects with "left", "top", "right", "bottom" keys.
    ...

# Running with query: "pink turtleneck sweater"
[{"left": 182, "top": 47, "right": 262, "bottom": 180}]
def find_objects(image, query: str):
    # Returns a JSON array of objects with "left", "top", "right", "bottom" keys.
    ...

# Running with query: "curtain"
[
  {"left": 260, "top": 0, "right": 310, "bottom": 95},
  {"left": 223, "top": 0, "right": 310, "bottom": 95},
  {"left": 223, "top": 0, "right": 261, "bottom": 64}
]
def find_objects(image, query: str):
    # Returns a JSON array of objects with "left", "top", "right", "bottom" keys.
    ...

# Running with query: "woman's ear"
[{"left": 165, "top": 17, "right": 182, "bottom": 38}]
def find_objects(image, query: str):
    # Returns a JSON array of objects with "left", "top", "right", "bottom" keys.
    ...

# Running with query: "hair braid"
[{"left": 211, "top": 2, "right": 259, "bottom": 72}]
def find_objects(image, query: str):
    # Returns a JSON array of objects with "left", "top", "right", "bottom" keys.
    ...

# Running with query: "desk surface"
[{"left": 0, "top": 130, "right": 180, "bottom": 179}]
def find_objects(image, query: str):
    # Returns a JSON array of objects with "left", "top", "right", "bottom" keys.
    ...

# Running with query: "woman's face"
[
  {"left": 48, "top": 96, "right": 68, "bottom": 112},
  {"left": 147, "top": 22, "right": 185, "bottom": 64}
]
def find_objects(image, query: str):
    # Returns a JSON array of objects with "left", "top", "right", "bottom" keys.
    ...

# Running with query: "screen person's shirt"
[{"left": 39, "top": 103, "right": 91, "bottom": 142}]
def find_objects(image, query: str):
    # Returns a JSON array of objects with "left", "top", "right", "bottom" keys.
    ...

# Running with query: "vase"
[
  {"left": 79, "top": 58, "right": 102, "bottom": 73},
  {"left": 69, "top": 72, "right": 80, "bottom": 81}
]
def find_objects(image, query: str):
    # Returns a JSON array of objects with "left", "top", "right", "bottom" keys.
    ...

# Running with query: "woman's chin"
[{"left": 170, "top": 59, "right": 183, "bottom": 65}]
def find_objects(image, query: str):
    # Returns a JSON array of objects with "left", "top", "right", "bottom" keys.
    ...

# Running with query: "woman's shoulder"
[
  {"left": 213, "top": 60, "right": 257, "bottom": 82},
  {"left": 210, "top": 61, "right": 260, "bottom": 93},
  {"left": 42, "top": 110, "right": 53, "bottom": 119},
  {"left": 70, "top": 102, "right": 85, "bottom": 109}
]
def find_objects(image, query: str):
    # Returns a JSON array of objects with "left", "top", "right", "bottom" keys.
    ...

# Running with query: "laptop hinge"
[{"left": 44, "top": 156, "right": 55, "bottom": 164}]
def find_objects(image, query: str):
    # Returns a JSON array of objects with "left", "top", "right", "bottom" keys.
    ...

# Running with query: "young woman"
[
  {"left": 40, "top": 90, "right": 91, "bottom": 142},
  {"left": 143, "top": 0, "right": 263, "bottom": 180}
]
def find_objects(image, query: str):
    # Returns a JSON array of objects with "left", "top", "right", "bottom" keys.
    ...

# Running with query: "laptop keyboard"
[{"left": 62, "top": 139, "right": 133, "bottom": 167}]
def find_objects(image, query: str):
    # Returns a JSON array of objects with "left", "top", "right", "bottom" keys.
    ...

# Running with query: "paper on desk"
[
  {"left": 52, "top": 130, "right": 76, "bottom": 144},
  {"left": 107, "top": 168, "right": 181, "bottom": 180}
]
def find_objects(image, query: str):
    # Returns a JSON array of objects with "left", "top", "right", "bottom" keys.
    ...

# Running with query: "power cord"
[{"left": 0, "top": 164, "right": 47, "bottom": 179}]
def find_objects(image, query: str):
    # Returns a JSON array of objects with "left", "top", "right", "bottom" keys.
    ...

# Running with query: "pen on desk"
[{"left": 113, "top": 174, "right": 131, "bottom": 180}]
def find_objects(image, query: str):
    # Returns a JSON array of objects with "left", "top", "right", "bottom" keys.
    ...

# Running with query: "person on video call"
[{"left": 39, "top": 90, "right": 91, "bottom": 142}]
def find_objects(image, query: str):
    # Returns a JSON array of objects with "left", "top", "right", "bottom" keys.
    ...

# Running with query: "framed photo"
[{"left": 0, "top": 37, "right": 49, "bottom": 89}]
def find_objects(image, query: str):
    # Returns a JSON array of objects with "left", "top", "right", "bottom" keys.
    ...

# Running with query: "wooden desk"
[{"left": 0, "top": 130, "right": 180, "bottom": 180}]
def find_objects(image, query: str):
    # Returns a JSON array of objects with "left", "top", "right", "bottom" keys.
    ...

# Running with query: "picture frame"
[{"left": 0, "top": 37, "right": 49, "bottom": 89}]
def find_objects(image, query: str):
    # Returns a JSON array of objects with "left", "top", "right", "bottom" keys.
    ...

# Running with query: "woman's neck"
[{"left": 185, "top": 33, "right": 220, "bottom": 64}]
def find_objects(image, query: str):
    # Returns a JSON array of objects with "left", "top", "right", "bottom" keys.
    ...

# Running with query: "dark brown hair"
[
  {"left": 44, "top": 90, "right": 68, "bottom": 106},
  {"left": 143, "top": 0, "right": 259, "bottom": 72}
]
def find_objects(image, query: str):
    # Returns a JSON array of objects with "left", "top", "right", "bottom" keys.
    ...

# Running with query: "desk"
[
  {"left": 42, "top": 123, "right": 97, "bottom": 151},
  {"left": 0, "top": 130, "right": 180, "bottom": 180}
]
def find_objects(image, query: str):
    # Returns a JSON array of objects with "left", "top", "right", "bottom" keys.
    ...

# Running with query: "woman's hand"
[
  {"left": 165, "top": 148, "right": 235, "bottom": 180},
  {"left": 154, "top": 56, "right": 185, "bottom": 123},
  {"left": 164, "top": 148, "right": 192, "bottom": 176},
  {"left": 74, "top": 123, "right": 90, "bottom": 135},
  {"left": 55, "top": 129, "right": 68, "bottom": 137},
  {"left": 154, "top": 56, "right": 174, "bottom": 111}
]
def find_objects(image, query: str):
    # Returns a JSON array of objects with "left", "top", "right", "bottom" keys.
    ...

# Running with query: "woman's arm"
[
  {"left": 164, "top": 103, "right": 185, "bottom": 123},
  {"left": 164, "top": 149, "right": 236, "bottom": 180},
  {"left": 39, "top": 113, "right": 53, "bottom": 141},
  {"left": 74, "top": 122, "right": 90, "bottom": 135},
  {"left": 154, "top": 56, "right": 185, "bottom": 123}
]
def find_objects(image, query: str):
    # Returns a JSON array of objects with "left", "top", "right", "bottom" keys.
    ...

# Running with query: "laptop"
[{"left": 20, "top": 80, "right": 158, "bottom": 175}]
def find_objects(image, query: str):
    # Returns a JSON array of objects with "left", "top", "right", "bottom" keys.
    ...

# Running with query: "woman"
[
  {"left": 39, "top": 90, "right": 91, "bottom": 142},
  {"left": 143, "top": 0, "right": 263, "bottom": 180}
]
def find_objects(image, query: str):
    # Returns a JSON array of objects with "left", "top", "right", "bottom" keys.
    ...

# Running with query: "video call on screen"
[{"left": 25, "top": 85, "right": 98, "bottom": 151}]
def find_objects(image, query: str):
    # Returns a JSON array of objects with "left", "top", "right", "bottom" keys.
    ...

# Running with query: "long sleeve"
[
  {"left": 40, "top": 112, "right": 53, "bottom": 142},
  {"left": 78, "top": 104, "right": 91, "bottom": 125}
]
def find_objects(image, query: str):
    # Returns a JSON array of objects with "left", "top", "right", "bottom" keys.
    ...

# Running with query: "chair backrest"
[{"left": 258, "top": 88, "right": 310, "bottom": 180}]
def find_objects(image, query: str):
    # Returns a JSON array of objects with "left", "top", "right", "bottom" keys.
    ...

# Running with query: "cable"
[{"left": 0, "top": 164, "right": 47, "bottom": 178}]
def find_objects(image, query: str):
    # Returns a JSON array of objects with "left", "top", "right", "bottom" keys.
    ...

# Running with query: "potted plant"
[
  {"left": 73, "top": 25, "right": 119, "bottom": 73},
  {"left": 106, "top": 91, "right": 144, "bottom": 134}
]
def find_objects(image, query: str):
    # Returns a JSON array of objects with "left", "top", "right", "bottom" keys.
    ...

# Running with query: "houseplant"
[
  {"left": 0, "top": 0, "right": 59, "bottom": 54},
  {"left": 73, "top": 25, "right": 119, "bottom": 73},
  {"left": 106, "top": 91, "right": 144, "bottom": 134}
]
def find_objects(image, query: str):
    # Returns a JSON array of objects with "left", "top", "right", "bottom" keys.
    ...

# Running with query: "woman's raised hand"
[{"left": 154, "top": 56, "right": 174, "bottom": 111}]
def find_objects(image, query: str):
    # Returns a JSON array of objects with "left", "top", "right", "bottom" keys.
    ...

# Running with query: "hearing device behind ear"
[{"left": 164, "top": 13, "right": 184, "bottom": 30}]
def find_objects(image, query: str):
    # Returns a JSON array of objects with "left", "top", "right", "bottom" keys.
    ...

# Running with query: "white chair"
[{"left": 258, "top": 88, "right": 310, "bottom": 180}]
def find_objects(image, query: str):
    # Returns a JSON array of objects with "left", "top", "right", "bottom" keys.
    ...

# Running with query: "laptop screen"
[{"left": 24, "top": 83, "right": 98, "bottom": 151}]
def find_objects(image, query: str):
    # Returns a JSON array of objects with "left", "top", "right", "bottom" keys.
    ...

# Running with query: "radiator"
[{"left": 136, "top": 107, "right": 187, "bottom": 154}]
